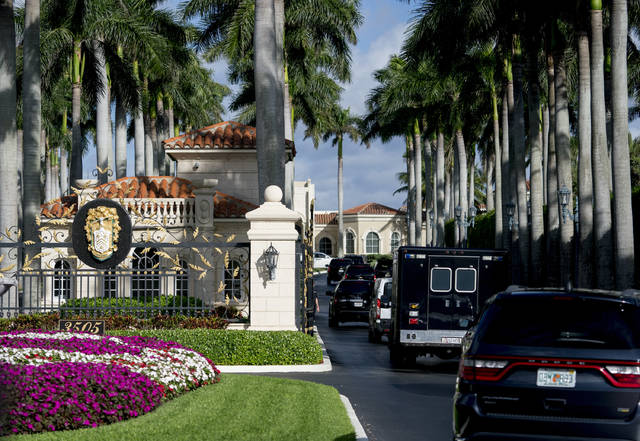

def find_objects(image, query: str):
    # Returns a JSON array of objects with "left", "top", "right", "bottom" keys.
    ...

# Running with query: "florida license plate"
[
  {"left": 441, "top": 337, "right": 461, "bottom": 344},
  {"left": 354, "top": 302, "right": 363, "bottom": 307},
  {"left": 536, "top": 368, "right": 576, "bottom": 388}
]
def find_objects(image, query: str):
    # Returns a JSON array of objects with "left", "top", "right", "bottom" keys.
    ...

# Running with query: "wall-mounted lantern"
[
  {"left": 264, "top": 243, "right": 279, "bottom": 281},
  {"left": 557, "top": 185, "right": 579, "bottom": 224}
]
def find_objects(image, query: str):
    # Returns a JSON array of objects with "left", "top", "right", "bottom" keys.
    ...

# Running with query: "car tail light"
[
  {"left": 460, "top": 358, "right": 509, "bottom": 381},
  {"left": 376, "top": 299, "right": 381, "bottom": 319},
  {"left": 334, "top": 297, "right": 338, "bottom": 304},
  {"left": 605, "top": 365, "right": 640, "bottom": 387}
]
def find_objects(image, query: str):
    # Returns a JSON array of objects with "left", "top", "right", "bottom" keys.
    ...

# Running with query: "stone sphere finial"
[{"left": 264, "top": 185, "right": 283, "bottom": 203}]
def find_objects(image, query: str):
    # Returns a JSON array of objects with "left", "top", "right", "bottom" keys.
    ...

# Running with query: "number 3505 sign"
[{"left": 59, "top": 319, "right": 105, "bottom": 334}]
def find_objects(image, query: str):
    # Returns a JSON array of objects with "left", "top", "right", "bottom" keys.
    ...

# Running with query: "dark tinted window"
[
  {"left": 455, "top": 268, "right": 476, "bottom": 292},
  {"left": 337, "top": 282, "right": 371, "bottom": 296},
  {"left": 381, "top": 283, "right": 392, "bottom": 303},
  {"left": 330, "top": 259, "right": 352, "bottom": 268},
  {"left": 430, "top": 267, "right": 451, "bottom": 292},
  {"left": 346, "top": 266, "right": 373, "bottom": 275},
  {"left": 477, "top": 296, "right": 640, "bottom": 349}
]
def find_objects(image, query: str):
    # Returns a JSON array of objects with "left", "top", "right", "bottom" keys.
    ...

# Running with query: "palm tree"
[
  {"left": 546, "top": 49, "right": 560, "bottom": 286},
  {"left": 611, "top": 0, "right": 635, "bottom": 289},
  {"left": 577, "top": 28, "right": 594, "bottom": 287},
  {"left": 0, "top": 0, "right": 19, "bottom": 274},
  {"left": 254, "top": 0, "right": 285, "bottom": 202},
  {"left": 22, "top": 0, "right": 41, "bottom": 259},
  {"left": 317, "top": 106, "right": 364, "bottom": 256},
  {"left": 590, "top": 0, "right": 614, "bottom": 289}
]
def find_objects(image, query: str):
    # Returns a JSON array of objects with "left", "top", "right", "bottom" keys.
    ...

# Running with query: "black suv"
[
  {"left": 344, "top": 254, "right": 365, "bottom": 264},
  {"left": 454, "top": 286, "right": 640, "bottom": 441},
  {"left": 326, "top": 258, "right": 353, "bottom": 287},
  {"left": 329, "top": 280, "right": 373, "bottom": 327},
  {"left": 373, "top": 257, "right": 393, "bottom": 278},
  {"left": 342, "top": 264, "right": 375, "bottom": 282}
]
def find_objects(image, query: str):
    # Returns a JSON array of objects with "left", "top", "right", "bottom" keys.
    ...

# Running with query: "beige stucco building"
[{"left": 313, "top": 203, "right": 407, "bottom": 257}]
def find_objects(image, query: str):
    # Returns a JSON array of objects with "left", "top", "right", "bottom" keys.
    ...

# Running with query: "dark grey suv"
[{"left": 454, "top": 287, "right": 640, "bottom": 441}]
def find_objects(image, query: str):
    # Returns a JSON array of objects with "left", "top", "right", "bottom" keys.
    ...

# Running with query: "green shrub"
[
  {"left": 109, "top": 329, "right": 324, "bottom": 365},
  {"left": 0, "top": 312, "right": 228, "bottom": 331},
  {"left": 61, "top": 295, "right": 203, "bottom": 317},
  {"left": 467, "top": 210, "right": 496, "bottom": 249},
  {"left": 365, "top": 254, "right": 392, "bottom": 266}
]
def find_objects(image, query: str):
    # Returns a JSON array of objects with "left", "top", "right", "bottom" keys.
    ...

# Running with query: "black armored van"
[{"left": 389, "top": 246, "right": 509, "bottom": 366}]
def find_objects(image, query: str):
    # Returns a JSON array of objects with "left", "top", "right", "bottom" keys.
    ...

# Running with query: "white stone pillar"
[{"left": 246, "top": 185, "right": 301, "bottom": 330}]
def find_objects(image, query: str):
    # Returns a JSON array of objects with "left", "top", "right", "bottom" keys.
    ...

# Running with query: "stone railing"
[{"left": 121, "top": 198, "right": 196, "bottom": 226}]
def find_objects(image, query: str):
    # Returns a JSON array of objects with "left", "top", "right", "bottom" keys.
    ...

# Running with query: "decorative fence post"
[{"left": 246, "top": 185, "right": 301, "bottom": 330}]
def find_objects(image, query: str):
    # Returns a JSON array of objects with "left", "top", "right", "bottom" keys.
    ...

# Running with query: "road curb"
[
  {"left": 217, "top": 326, "right": 332, "bottom": 373},
  {"left": 340, "top": 394, "right": 369, "bottom": 441}
]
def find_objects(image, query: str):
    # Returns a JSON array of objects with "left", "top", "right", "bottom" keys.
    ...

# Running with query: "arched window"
[
  {"left": 319, "top": 237, "right": 332, "bottom": 256},
  {"left": 224, "top": 260, "right": 243, "bottom": 301},
  {"left": 365, "top": 232, "right": 380, "bottom": 254},
  {"left": 53, "top": 260, "right": 72, "bottom": 300},
  {"left": 391, "top": 232, "right": 401, "bottom": 252},
  {"left": 345, "top": 231, "right": 355, "bottom": 254},
  {"left": 132, "top": 248, "right": 160, "bottom": 300},
  {"left": 175, "top": 259, "right": 189, "bottom": 297}
]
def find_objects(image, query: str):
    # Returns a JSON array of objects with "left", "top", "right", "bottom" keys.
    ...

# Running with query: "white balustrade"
[{"left": 120, "top": 198, "right": 195, "bottom": 226}]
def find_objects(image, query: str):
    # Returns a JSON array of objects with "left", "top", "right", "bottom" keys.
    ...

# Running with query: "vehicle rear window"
[
  {"left": 430, "top": 267, "right": 451, "bottom": 292},
  {"left": 347, "top": 266, "right": 373, "bottom": 275},
  {"left": 477, "top": 296, "right": 640, "bottom": 349},
  {"left": 381, "top": 283, "right": 392, "bottom": 303},
  {"left": 455, "top": 268, "right": 476, "bottom": 293},
  {"left": 331, "top": 259, "right": 352, "bottom": 268},
  {"left": 337, "top": 282, "right": 371, "bottom": 296}
]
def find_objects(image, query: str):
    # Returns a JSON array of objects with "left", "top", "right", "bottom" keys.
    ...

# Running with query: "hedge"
[
  {"left": 109, "top": 329, "right": 324, "bottom": 365},
  {"left": 61, "top": 295, "right": 204, "bottom": 317},
  {"left": 0, "top": 312, "right": 228, "bottom": 332}
]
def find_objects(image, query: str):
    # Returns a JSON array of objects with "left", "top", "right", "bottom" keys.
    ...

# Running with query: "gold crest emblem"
[{"left": 84, "top": 206, "right": 122, "bottom": 261}]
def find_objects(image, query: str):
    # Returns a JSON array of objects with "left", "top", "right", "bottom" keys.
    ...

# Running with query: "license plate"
[
  {"left": 441, "top": 337, "right": 461, "bottom": 344},
  {"left": 380, "top": 309, "right": 391, "bottom": 319},
  {"left": 536, "top": 368, "right": 576, "bottom": 388},
  {"left": 353, "top": 302, "right": 363, "bottom": 307}
]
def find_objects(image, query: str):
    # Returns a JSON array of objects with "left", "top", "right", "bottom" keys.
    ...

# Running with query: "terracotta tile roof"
[
  {"left": 163, "top": 121, "right": 295, "bottom": 155},
  {"left": 343, "top": 202, "right": 403, "bottom": 216},
  {"left": 315, "top": 212, "right": 337, "bottom": 225},
  {"left": 40, "top": 176, "right": 256, "bottom": 220}
]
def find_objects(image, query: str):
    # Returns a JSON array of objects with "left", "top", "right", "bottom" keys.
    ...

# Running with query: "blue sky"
[{"left": 82, "top": 1, "right": 415, "bottom": 211}]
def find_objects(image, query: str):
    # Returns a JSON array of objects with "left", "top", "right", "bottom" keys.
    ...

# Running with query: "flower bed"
[{"left": 0, "top": 331, "right": 220, "bottom": 436}]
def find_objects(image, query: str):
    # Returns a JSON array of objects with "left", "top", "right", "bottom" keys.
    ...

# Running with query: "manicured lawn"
[{"left": 7, "top": 374, "right": 355, "bottom": 441}]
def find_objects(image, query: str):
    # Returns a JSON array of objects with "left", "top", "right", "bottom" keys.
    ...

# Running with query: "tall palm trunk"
[
  {"left": 60, "top": 110, "right": 68, "bottom": 196},
  {"left": 167, "top": 96, "right": 175, "bottom": 175},
  {"left": 255, "top": 0, "right": 285, "bottom": 203},
  {"left": 590, "top": 1, "right": 614, "bottom": 289},
  {"left": 133, "top": 60, "right": 145, "bottom": 176},
  {"left": 611, "top": 0, "right": 635, "bottom": 289},
  {"left": 23, "top": 0, "right": 41, "bottom": 242},
  {"left": 337, "top": 135, "right": 345, "bottom": 257},
  {"left": 436, "top": 132, "right": 445, "bottom": 246},
  {"left": 554, "top": 46, "right": 574, "bottom": 288},
  {"left": 45, "top": 147, "right": 52, "bottom": 202},
  {"left": 70, "top": 42, "right": 83, "bottom": 187},
  {"left": 423, "top": 135, "right": 433, "bottom": 245},
  {"left": 455, "top": 129, "right": 468, "bottom": 247},
  {"left": 0, "top": 0, "right": 19, "bottom": 279},
  {"left": 52, "top": 147, "right": 60, "bottom": 199},
  {"left": 527, "top": 44, "right": 544, "bottom": 285},
  {"left": 156, "top": 92, "right": 167, "bottom": 174},
  {"left": 444, "top": 167, "right": 451, "bottom": 221},
  {"left": 577, "top": 31, "right": 594, "bottom": 288},
  {"left": 143, "top": 77, "right": 154, "bottom": 176},
  {"left": 407, "top": 135, "right": 416, "bottom": 246},
  {"left": 501, "top": 88, "right": 510, "bottom": 249},
  {"left": 546, "top": 51, "right": 560, "bottom": 285},
  {"left": 486, "top": 154, "right": 495, "bottom": 212},
  {"left": 413, "top": 119, "right": 423, "bottom": 246},
  {"left": 469, "top": 151, "right": 475, "bottom": 217},
  {"left": 115, "top": 97, "right": 127, "bottom": 179},
  {"left": 492, "top": 88, "right": 503, "bottom": 248},
  {"left": 542, "top": 104, "right": 549, "bottom": 205},
  {"left": 149, "top": 106, "right": 159, "bottom": 175},
  {"left": 94, "top": 41, "right": 110, "bottom": 184},
  {"left": 511, "top": 45, "right": 530, "bottom": 283},
  {"left": 453, "top": 149, "right": 460, "bottom": 246}
]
